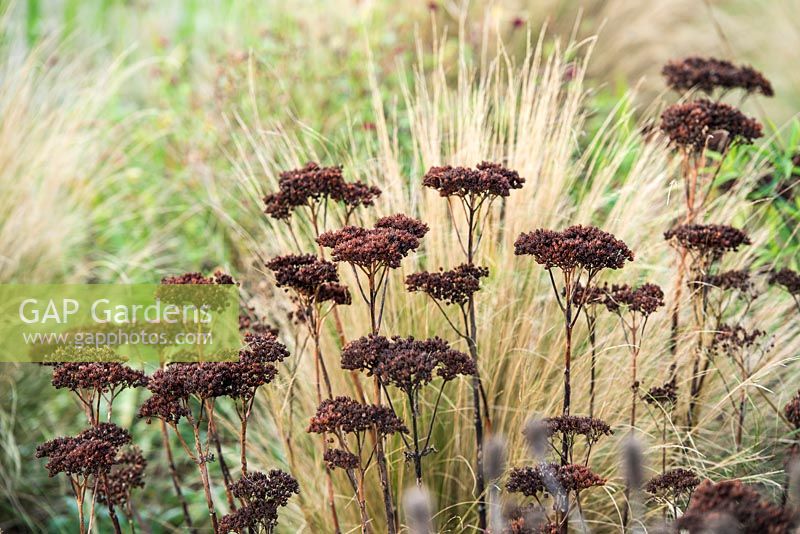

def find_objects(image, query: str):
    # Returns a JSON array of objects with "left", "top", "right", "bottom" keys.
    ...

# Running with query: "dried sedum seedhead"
[
  {"left": 660, "top": 99, "right": 763, "bottom": 152},
  {"left": 422, "top": 161, "right": 525, "bottom": 198},
  {"left": 263, "top": 162, "right": 380, "bottom": 221},
  {"left": 691, "top": 269, "right": 756, "bottom": 294},
  {"left": 603, "top": 283, "right": 665, "bottom": 316},
  {"left": 51, "top": 362, "right": 147, "bottom": 393},
  {"left": 266, "top": 254, "right": 351, "bottom": 305},
  {"left": 785, "top": 391, "right": 800, "bottom": 429},
  {"left": 770, "top": 268, "right": 800, "bottom": 296},
  {"left": 317, "top": 214, "right": 429, "bottom": 269},
  {"left": 341, "top": 334, "right": 475, "bottom": 391},
  {"left": 219, "top": 470, "right": 299, "bottom": 533},
  {"left": 307, "top": 396, "right": 408, "bottom": 436},
  {"left": 645, "top": 468, "right": 700, "bottom": 499},
  {"left": 323, "top": 448, "right": 360, "bottom": 470},
  {"left": 664, "top": 224, "right": 750, "bottom": 259},
  {"left": 406, "top": 264, "right": 489, "bottom": 305},
  {"left": 677, "top": 479, "right": 794, "bottom": 533},
  {"left": 506, "top": 463, "right": 606, "bottom": 497},
  {"left": 97, "top": 446, "right": 147, "bottom": 507},
  {"left": 662, "top": 56, "right": 773, "bottom": 96},
  {"left": 36, "top": 423, "right": 131, "bottom": 477},
  {"left": 514, "top": 225, "right": 633, "bottom": 273},
  {"left": 541, "top": 415, "right": 613, "bottom": 445},
  {"left": 644, "top": 381, "right": 678, "bottom": 407}
]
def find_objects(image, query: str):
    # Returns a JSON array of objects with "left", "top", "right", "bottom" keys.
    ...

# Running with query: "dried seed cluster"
[
  {"left": 514, "top": 225, "right": 633, "bottom": 272},
  {"left": 662, "top": 57, "right": 773, "bottom": 96},
  {"left": 263, "top": 162, "right": 380, "bottom": 220},
  {"left": 406, "top": 264, "right": 489, "bottom": 305},
  {"left": 676, "top": 479, "right": 795, "bottom": 533},
  {"left": 784, "top": 391, "right": 800, "bottom": 429},
  {"left": 506, "top": 463, "right": 606, "bottom": 497},
  {"left": 603, "top": 283, "right": 665, "bottom": 316},
  {"left": 542, "top": 415, "right": 613, "bottom": 445},
  {"left": 97, "top": 447, "right": 147, "bottom": 506},
  {"left": 324, "top": 448, "right": 360, "bottom": 470},
  {"left": 317, "top": 214, "right": 428, "bottom": 269},
  {"left": 341, "top": 335, "right": 475, "bottom": 390},
  {"left": 219, "top": 470, "right": 299, "bottom": 533},
  {"left": 307, "top": 396, "right": 408, "bottom": 436},
  {"left": 770, "top": 267, "right": 800, "bottom": 296},
  {"left": 422, "top": 161, "right": 525, "bottom": 198},
  {"left": 51, "top": 362, "right": 147, "bottom": 393},
  {"left": 644, "top": 381, "right": 678, "bottom": 407},
  {"left": 660, "top": 99, "right": 763, "bottom": 151},
  {"left": 36, "top": 423, "right": 131, "bottom": 477},
  {"left": 266, "top": 253, "right": 351, "bottom": 305},
  {"left": 644, "top": 468, "right": 700, "bottom": 497},
  {"left": 664, "top": 224, "right": 751, "bottom": 257}
]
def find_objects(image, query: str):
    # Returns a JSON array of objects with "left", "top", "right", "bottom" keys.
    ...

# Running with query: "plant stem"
[
  {"left": 189, "top": 415, "right": 218, "bottom": 533},
  {"left": 159, "top": 420, "right": 194, "bottom": 531}
]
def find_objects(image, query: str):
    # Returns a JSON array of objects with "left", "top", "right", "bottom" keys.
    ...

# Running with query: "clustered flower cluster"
[
  {"left": 218, "top": 470, "right": 300, "bottom": 533},
  {"left": 422, "top": 161, "right": 525, "bottom": 198},
  {"left": 603, "top": 283, "right": 665, "bottom": 316},
  {"left": 36, "top": 423, "right": 131, "bottom": 478},
  {"left": 263, "top": 162, "right": 381, "bottom": 221},
  {"left": 307, "top": 396, "right": 407, "bottom": 436},
  {"left": 514, "top": 225, "right": 633, "bottom": 272},
  {"left": 406, "top": 263, "right": 489, "bottom": 305},
  {"left": 266, "top": 253, "right": 351, "bottom": 306},
  {"left": 662, "top": 56, "right": 773, "bottom": 96},
  {"left": 664, "top": 223, "right": 751, "bottom": 265},
  {"left": 660, "top": 99, "right": 763, "bottom": 152},
  {"left": 506, "top": 463, "right": 607, "bottom": 497}
]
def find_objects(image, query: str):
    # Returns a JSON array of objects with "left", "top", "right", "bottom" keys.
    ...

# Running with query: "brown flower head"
[
  {"left": 423, "top": 161, "right": 525, "bottom": 198},
  {"left": 711, "top": 324, "right": 765, "bottom": 355},
  {"left": 157, "top": 270, "right": 236, "bottom": 312},
  {"left": 506, "top": 463, "right": 606, "bottom": 497},
  {"left": 341, "top": 335, "right": 475, "bottom": 391},
  {"left": 514, "top": 225, "right": 633, "bottom": 273},
  {"left": 677, "top": 479, "right": 794, "bottom": 533},
  {"left": 266, "top": 254, "right": 351, "bottom": 305},
  {"left": 603, "top": 283, "right": 665, "bottom": 316},
  {"left": 97, "top": 446, "right": 147, "bottom": 506},
  {"left": 690, "top": 269, "right": 757, "bottom": 297},
  {"left": 664, "top": 224, "right": 750, "bottom": 261},
  {"left": 784, "top": 391, "right": 800, "bottom": 429},
  {"left": 220, "top": 470, "right": 298, "bottom": 533},
  {"left": 660, "top": 99, "right": 763, "bottom": 151},
  {"left": 238, "top": 313, "right": 279, "bottom": 336},
  {"left": 239, "top": 332, "right": 289, "bottom": 364},
  {"left": 263, "top": 162, "right": 381, "bottom": 221},
  {"left": 644, "top": 380, "right": 678, "bottom": 407},
  {"left": 645, "top": 468, "right": 700, "bottom": 499},
  {"left": 51, "top": 362, "right": 147, "bottom": 393},
  {"left": 662, "top": 57, "right": 773, "bottom": 96},
  {"left": 571, "top": 283, "right": 606, "bottom": 308},
  {"left": 542, "top": 415, "right": 613, "bottom": 446},
  {"left": 317, "top": 214, "right": 428, "bottom": 269},
  {"left": 770, "top": 267, "right": 800, "bottom": 296},
  {"left": 406, "top": 264, "right": 489, "bottom": 305},
  {"left": 324, "top": 448, "right": 360, "bottom": 470},
  {"left": 36, "top": 423, "right": 131, "bottom": 477},
  {"left": 307, "top": 396, "right": 407, "bottom": 436}
]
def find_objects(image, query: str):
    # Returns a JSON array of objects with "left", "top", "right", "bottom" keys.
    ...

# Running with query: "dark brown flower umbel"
[
  {"left": 677, "top": 479, "right": 795, "bottom": 533},
  {"left": 36, "top": 423, "right": 132, "bottom": 477},
  {"left": 219, "top": 470, "right": 299, "bottom": 533},
  {"left": 645, "top": 468, "right": 700, "bottom": 498},
  {"left": 785, "top": 391, "right": 800, "bottom": 429},
  {"left": 341, "top": 335, "right": 475, "bottom": 391},
  {"left": 644, "top": 380, "right": 678, "bottom": 407},
  {"left": 307, "top": 396, "right": 408, "bottom": 436},
  {"left": 323, "top": 448, "right": 360, "bottom": 470},
  {"left": 97, "top": 446, "right": 147, "bottom": 507},
  {"left": 423, "top": 161, "right": 525, "bottom": 198},
  {"left": 51, "top": 362, "right": 147, "bottom": 393},
  {"left": 263, "top": 162, "right": 381, "bottom": 221},
  {"left": 664, "top": 224, "right": 750, "bottom": 260},
  {"left": 770, "top": 267, "right": 800, "bottom": 296},
  {"left": 317, "top": 214, "right": 428, "bottom": 269},
  {"left": 266, "top": 254, "right": 351, "bottom": 305},
  {"left": 506, "top": 463, "right": 606, "bottom": 497},
  {"left": 603, "top": 283, "right": 665, "bottom": 316},
  {"left": 691, "top": 269, "right": 755, "bottom": 295},
  {"left": 514, "top": 225, "right": 633, "bottom": 272},
  {"left": 662, "top": 57, "right": 773, "bottom": 96},
  {"left": 542, "top": 415, "right": 613, "bottom": 445},
  {"left": 406, "top": 264, "right": 489, "bottom": 305},
  {"left": 660, "top": 99, "right": 763, "bottom": 152}
]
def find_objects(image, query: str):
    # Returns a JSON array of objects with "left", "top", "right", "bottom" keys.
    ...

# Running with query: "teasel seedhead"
[
  {"left": 506, "top": 463, "right": 606, "bottom": 497},
  {"left": 645, "top": 468, "right": 700, "bottom": 500},
  {"left": 422, "top": 161, "right": 525, "bottom": 198},
  {"left": 676, "top": 479, "right": 795, "bottom": 533},
  {"left": 514, "top": 225, "right": 633, "bottom": 273},
  {"left": 96, "top": 446, "right": 147, "bottom": 507},
  {"left": 662, "top": 56, "right": 773, "bottom": 96},
  {"left": 220, "top": 470, "right": 298, "bottom": 533},
  {"left": 323, "top": 448, "right": 360, "bottom": 470},
  {"left": 265, "top": 254, "right": 351, "bottom": 306},
  {"left": 340, "top": 335, "right": 475, "bottom": 391},
  {"left": 317, "top": 214, "right": 428, "bottom": 269},
  {"left": 406, "top": 264, "right": 489, "bottom": 306},
  {"left": 664, "top": 224, "right": 750, "bottom": 261},
  {"left": 784, "top": 391, "right": 800, "bottom": 429},
  {"left": 770, "top": 267, "right": 800, "bottom": 296},
  {"left": 36, "top": 423, "right": 131, "bottom": 477},
  {"left": 263, "top": 162, "right": 381, "bottom": 221},
  {"left": 307, "top": 396, "right": 408, "bottom": 436},
  {"left": 644, "top": 380, "right": 678, "bottom": 408},
  {"left": 51, "top": 362, "right": 147, "bottom": 393},
  {"left": 542, "top": 415, "right": 613, "bottom": 446},
  {"left": 603, "top": 283, "right": 665, "bottom": 316},
  {"left": 660, "top": 99, "right": 763, "bottom": 152}
]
